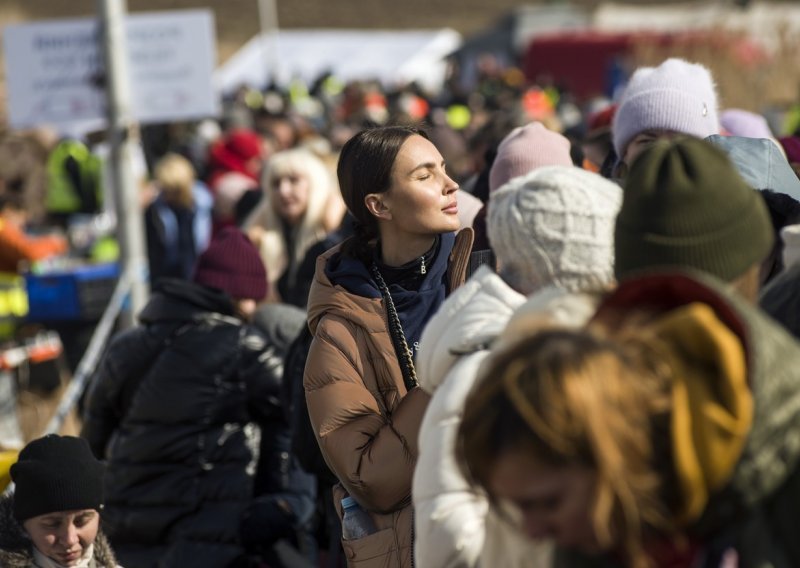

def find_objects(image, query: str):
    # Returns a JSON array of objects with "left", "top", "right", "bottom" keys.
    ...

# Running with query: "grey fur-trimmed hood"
[{"left": 0, "top": 493, "right": 119, "bottom": 568}]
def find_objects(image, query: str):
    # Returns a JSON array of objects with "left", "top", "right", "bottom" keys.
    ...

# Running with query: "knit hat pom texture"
[{"left": 488, "top": 165, "right": 623, "bottom": 293}]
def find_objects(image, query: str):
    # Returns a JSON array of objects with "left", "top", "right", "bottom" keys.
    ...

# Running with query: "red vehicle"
[{"left": 523, "top": 29, "right": 765, "bottom": 101}]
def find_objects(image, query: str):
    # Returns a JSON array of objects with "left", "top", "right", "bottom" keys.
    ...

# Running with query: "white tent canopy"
[{"left": 215, "top": 28, "right": 462, "bottom": 95}]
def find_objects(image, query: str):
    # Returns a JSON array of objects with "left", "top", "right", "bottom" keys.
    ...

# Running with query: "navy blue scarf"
[{"left": 325, "top": 232, "right": 455, "bottom": 359}]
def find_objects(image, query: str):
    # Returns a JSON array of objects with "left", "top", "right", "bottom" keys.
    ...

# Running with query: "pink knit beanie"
[
  {"left": 489, "top": 122, "right": 572, "bottom": 192},
  {"left": 193, "top": 227, "right": 268, "bottom": 301},
  {"left": 612, "top": 58, "right": 720, "bottom": 159}
]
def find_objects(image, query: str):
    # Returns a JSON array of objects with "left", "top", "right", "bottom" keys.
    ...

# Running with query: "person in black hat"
[{"left": 0, "top": 434, "right": 121, "bottom": 567}]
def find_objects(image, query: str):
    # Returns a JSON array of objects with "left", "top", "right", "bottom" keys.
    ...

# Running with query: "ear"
[{"left": 364, "top": 193, "right": 392, "bottom": 222}]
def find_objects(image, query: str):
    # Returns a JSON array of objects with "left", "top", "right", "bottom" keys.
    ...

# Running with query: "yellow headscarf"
[{"left": 653, "top": 302, "right": 753, "bottom": 526}]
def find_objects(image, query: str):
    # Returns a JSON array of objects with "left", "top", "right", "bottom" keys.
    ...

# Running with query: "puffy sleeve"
[
  {"left": 81, "top": 328, "right": 151, "bottom": 458},
  {"left": 304, "top": 314, "right": 429, "bottom": 513},
  {"left": 413, "top": 351, "right": 490, "bottom": 568}
]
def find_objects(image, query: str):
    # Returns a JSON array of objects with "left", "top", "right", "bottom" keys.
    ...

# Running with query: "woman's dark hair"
[{"left": 337, "top": 125, "right": 428, "bottom": 262}]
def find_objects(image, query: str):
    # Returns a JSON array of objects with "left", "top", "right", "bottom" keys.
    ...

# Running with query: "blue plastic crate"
[{"left": 25, "top": 262, "right": 120, "bottom": 322}]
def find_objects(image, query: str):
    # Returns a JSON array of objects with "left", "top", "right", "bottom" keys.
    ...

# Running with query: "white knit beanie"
[
  {"left": 487, "top": 166, "right": 623, "bottom": 294},
  {"left": 612, "top": 58, "right": 720, "bottom": 159}
]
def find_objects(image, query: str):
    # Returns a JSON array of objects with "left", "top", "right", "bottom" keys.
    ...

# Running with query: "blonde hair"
[
  {"left": 459, "top": 325, "right": 678, "bottom": 568},
  {"left": 154, "top": 153, "right": 195, "bottom": 209},
  {"left": 247, "top": 148, "right": 345, "bottom": 295}
]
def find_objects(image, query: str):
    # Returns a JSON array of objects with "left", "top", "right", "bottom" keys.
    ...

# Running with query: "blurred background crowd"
[{"left": 2, "top": 1, "right": 800, "bottom": 567}]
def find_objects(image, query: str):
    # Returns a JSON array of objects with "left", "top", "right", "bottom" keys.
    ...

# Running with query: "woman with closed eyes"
[{"left": 303, "top": 125, "right": 473, "bottom": 567}]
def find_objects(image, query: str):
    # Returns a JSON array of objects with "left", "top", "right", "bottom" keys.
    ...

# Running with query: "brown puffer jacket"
[{"left": 305, "top": 230, "right": 473, "bottom": 568}]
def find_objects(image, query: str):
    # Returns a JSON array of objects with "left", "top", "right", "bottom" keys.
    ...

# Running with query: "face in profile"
[
  {"left": 23, "top": 509, "right": 100, "bottom": 566},
  {"left": 271, "top": 171, "right": 310, "bottom": 226},
  {"left": 377, "top": 134, "right": 461, "bottom": 237},
  {"left": 488, "top": 450, "right": 600, "bottom": 553}
]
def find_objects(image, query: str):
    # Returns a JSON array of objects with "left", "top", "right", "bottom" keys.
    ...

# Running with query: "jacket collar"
[
  {"left": 138, "top": 278, "right": 237, "bottom": 324},
  {"left": 307, "top": 228, "right": 473, "bottom": 336}
]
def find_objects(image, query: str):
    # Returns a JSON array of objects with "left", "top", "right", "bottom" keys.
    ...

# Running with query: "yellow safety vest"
[{"left": 45, "top": 139, "right": 104, "bottom": 214}]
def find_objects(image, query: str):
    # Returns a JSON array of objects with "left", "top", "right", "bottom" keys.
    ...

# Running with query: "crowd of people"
[{"left": 3, "top": 51, "right": 800, "bottom": 568}]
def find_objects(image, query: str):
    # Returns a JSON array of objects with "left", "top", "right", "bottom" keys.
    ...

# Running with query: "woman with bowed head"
[
  {"left": 459, "top": 270, "right": 800, "bottom": 568},
  {"left": 246, "top": 147, "right": 346, "bottom": 305},
  {"left": 0, "top": 434, "right": 121, "bottom": 567},
  {"left": 303, "top": 125, "right": 473, "bottom": 567}
]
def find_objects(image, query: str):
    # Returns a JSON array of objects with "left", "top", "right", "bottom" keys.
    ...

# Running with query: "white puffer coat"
[{"left": 413, "top": 266, "right": 599, "bottom": 568}]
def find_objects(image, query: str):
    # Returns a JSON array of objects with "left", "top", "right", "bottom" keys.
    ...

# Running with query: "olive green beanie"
[{"left": 615, "top": 137, "right": 774, "bottom": 282}]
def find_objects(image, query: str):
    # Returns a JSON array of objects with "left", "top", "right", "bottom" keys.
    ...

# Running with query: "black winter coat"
[{"left": 82, "top": 279, "right": 287, "bottom": 568}]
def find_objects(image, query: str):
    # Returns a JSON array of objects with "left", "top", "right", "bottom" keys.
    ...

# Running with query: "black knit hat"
[
  {"left": 615, "top": 136, "right": 774, "bottom": 282},
  {"left": 192, "top": 227, "right": 268, "bottom": 301},
  {"left": 10, "top": 434, "right": 105, "bottom": 521}
]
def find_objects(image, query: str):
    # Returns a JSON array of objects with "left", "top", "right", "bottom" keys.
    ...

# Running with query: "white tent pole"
[{"left": 258, "top": 0, "right": 281, "bottom": 87}]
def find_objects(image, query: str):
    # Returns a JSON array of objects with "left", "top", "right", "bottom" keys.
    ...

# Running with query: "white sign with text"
[{"left": 3, "top": 10, "right": 219, "bottom": 129}]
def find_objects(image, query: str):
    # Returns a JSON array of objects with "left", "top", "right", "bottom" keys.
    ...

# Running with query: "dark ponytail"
[
  {"left": 340, "top": 220, "right": 377, "bottom": 265},
  {"left": 337, "top": 125, "right": 428, "bottom": 263}
]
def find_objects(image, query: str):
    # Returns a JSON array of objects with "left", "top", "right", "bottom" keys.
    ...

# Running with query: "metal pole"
[
  {"left": 98, "top": 0, "right": 149, "bottom": 327},
  {"left": 258, "top": 0, "right": 281, "bottom": 87},
  {"left": 42, "top": 269, "right": 133, "bottom": 436}
]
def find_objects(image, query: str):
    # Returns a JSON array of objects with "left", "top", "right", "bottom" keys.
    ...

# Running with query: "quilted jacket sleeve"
[
  {"left": 304, "top": 315, "right": 429, "bottom": 514},
  {"left": 81, "top": 328, "right": 153, "bottom": 459}
]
